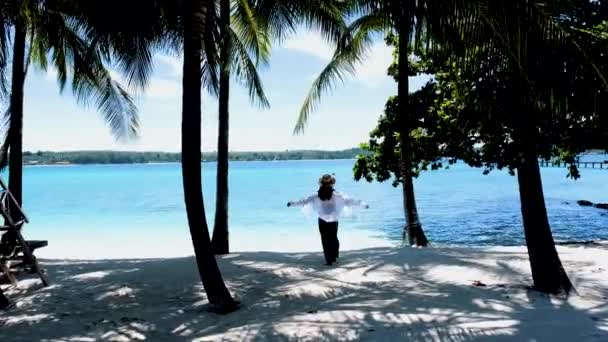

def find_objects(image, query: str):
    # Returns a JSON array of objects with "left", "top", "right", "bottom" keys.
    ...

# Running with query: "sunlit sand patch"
[
  {"left": 96, "top": 286, "right": 138, "bottom": 301},
  {"left": 3, "top": 313, "right": 53, "bottom": 326},
  {"left": 277, "top": 281, "right": 342, "bottom": 299},
  {"left": 71, "top": 271, "right": 114, "bottom": 280}
]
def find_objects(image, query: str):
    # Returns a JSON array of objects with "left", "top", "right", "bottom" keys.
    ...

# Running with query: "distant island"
[
  {"left": 22, "top": 149, "right": 366, "bottom": 165},
  {"left": 21, "top": 149, "right": 607, "bottom": 166}
]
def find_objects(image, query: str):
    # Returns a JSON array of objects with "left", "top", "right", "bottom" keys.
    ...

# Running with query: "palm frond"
[
  {"left": 468, "top": 0, "right": 608, "bottom": 112},
  {"left": 294, "top": 0, "right": 348, "bottom": 44},
  {"left": 253, "top": 0, "right": 348, "bottom": 44},
  {"left": 70, "top": 48, "right": 140, "bottom": 140},
  {"left": 202, "top": 54, "right": 220, "bottom": 96},
  {"left": 114, "top": 38, "right": 155, "bottom": 90},
  {"left": 233, "top": 0, "right": 271, "bottom": 66},
  {"left": 0, "top": 12, "right": 10, "bottom": 99},
  {"left": 295, "top": 21, "right": 377, "bottom": 134},
  {"left": 67, "top": 0, "right": 173, "bottom": 90},
  {"left": 229, "top": 28, "right": 269, "bottom": 108},
  {"left": 251, "top": 0, "right": 298, "bottom": 43},
  {"left": 295, "top": 11, "right": 383, "bottom": 134},
  {"left": 33, "top": 5, "right": 140, "bottom": 140},
  {"left": 71, "top": 50, "right": 140, "bottom": 140},
  {"left": 201, "top": 1, "right": 222, "bottom": 96}
]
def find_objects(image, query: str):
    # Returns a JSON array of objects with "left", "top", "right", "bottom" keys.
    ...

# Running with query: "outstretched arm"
[
  {"left": 287, "top": 195, "right": 315, "bottom": 207},
  {"left": 340, "top": 194, "right": 369, "bottom": 208}
]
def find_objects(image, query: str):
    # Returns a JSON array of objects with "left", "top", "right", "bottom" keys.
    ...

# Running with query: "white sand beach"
[
  {"left": 1, "top": 244, "right": 607, "bottom": 341},
  {"left": 32, "top": 229, "right": 394, "bottom": 260}
]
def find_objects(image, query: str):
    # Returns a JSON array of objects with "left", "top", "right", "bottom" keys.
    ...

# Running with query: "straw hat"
[{"left": 319, "top": 174, "right": 336, "bottom": 186}]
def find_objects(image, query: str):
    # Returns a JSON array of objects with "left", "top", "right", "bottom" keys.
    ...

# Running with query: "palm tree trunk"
[
  {"left": 401, "top": 172, "right": 428, "bottom": 246},
  {"left": 211, "top": 0, "right": 231, "bottom": 255},
  {"left": 397, "top": 9, "right": 429, "bottom": 247},
  {"left": 517, "top": 151, "right": 572, "bottom": 293},
  {"left": 182, "top": 0, "right": 237, "bottom": 313},
  {"left": 511, "top": 26, "right": 571, "bottom": 293},
  {"left": 8, "top": 18, "right": 26, "bottom": 216},
  {"left": 515, "top": 113, "right": 572, "bottom": 293}
]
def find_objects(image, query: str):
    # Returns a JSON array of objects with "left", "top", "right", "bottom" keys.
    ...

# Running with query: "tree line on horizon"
[
  {"left": 14, "top": 147, "right": 608, "bottom": 166},
  {"left": 1, "top": 0, "right": 607, "bottom": 313},
  {"left": 18, "top": 149, "right": 366, "bottom": 164}
]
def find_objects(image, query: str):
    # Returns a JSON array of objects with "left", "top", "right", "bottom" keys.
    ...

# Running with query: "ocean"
[{"left": 16, "top": 158, "right": 608, "bottom": 259}]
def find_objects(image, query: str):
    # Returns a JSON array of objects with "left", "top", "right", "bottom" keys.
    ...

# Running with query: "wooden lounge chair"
[{"left": 0, "top": 179, "right": 49, "bottom": 287}]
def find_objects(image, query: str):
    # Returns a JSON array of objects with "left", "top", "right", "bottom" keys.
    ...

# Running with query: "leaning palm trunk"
[
  {"left": 182, "top": 0, "right": 238, "bottom": 312},
  {"left": 513, "top": 78, "right": 572, "bottom": 293},
  {"left": 400, "top": 172, "right": 428, "bottom": 246},
  {"left": 211, "top": 0, "right": 231, "bottom": 255},
  {"left": 7, "top": 18, "right": 26, "bottom": 216},
  {"left": 517, "top": 147, "right": 572, "bottom": 293},
  {"left": 506, "top": 4, "right": 573, "bottom": 293},
  {"left": 397, "top": 7, "right": 428, "bottom": 247}
]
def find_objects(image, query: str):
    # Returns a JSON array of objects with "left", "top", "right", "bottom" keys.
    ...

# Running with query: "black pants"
[{"left": 318, "top": 219, "right": 339, "bottom": 264}]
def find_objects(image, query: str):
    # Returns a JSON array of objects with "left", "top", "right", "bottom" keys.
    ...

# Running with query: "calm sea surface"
[{"left": 15, "top": 157, "right": 608, "bottom": 258}]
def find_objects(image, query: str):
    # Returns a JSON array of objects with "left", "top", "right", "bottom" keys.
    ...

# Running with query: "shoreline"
[
  {"left": 32, "top": 240, "right": 608, "bottom": 261},
  {"left": 31, "top": 228, "right": 395, "bottom": 260}
]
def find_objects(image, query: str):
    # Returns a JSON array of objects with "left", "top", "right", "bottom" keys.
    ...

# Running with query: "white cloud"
[
  {"left": 355, "top": 42, "right": 393, "bottom": 88},
  {"left": 145, "top": 78, "right": 181, "bottom": 100},
  {"left": 106, "top": 68, "right": 180, "bottom": 101},
  {"left": 45, "top": 66, "right": 58, "bottom": 82},
  {"left": 283, "top": 31, "right": 335, "bottom": 61},
  {"left": 283, "top": 31, "right": 393, "bottom": 88},
  {"left": 157, "top": 55, "right": 183, "bottom": 77},
  {"left": 109, "top": 69, "right": 127, "bottom": 84}
]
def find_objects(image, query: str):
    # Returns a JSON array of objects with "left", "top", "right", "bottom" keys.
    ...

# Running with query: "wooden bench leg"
[
  {"left": 13, "top": 231, "right": 49, "bottom": 287},
  {"left": 0, "top": 287, "right": 10, "bottom": 310},
  {"left": 35, "top": 261, "right": 49, "bottom": 287},
  {"left": 0, "top": 261, "right": 18, "bottom": 286}
]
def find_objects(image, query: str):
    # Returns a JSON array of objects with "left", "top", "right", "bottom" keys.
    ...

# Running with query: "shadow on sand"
[{"left": 1, "top": 245, "right": 607, "bottom": 341}]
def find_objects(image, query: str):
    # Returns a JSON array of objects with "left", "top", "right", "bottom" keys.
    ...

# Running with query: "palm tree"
[
  {"left": 76, "top": 0, "right": 242, "bottom": 312},
  {"left": 2, "top": 0, "right": 349, "bottom": 311},
  {"left": 69, "top": 0, "right": 241, "bottom": 313},
  {"left": 0, "top": 0, "right": 139, "bottom": 215},
  {"left": 210, "top": 0, "right": 351, "bottom": 255},
  {"left": 211, "top": 0, "right": 270, "bottom": 255},
  {"left": 210, "top": 0, "right": 352, "bottom": 254},
  {"left": 181, "top": 0, "right": 240, "bottom": 313},
  {"left": 452, "top": 0, "right": 607, "bottom": 293},
  {"left": 294, "top": 0, "right": 461, "bottom": 247},
  {"left": 0, "top": 0, "right": 140, "bottom": 309},
  {"left": 199, "top": 0, "right": 349, "bottom": 306},
  {"left": 182, "top": 0, "right": 347, "bottom": 307}
]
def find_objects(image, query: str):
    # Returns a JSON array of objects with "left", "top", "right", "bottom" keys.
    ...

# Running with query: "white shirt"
[{"left": 290, "top": 191, "right": 367, "bottom": 222}]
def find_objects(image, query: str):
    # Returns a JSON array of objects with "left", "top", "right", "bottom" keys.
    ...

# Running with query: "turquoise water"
[{"left": 16, "top": 159, "right": 608, "bottom": 258}]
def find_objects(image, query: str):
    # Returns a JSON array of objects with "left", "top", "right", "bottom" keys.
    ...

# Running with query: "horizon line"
[{"left": 23, "top": 148, "right": 363, "bottom": 154}]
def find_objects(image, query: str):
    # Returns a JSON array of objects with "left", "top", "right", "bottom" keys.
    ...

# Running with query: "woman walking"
[{"left": 287, "top": 174, "right": 368, "bottom": 265}]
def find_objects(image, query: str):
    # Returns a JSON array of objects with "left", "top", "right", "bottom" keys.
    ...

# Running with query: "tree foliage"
[
  {"left": 354, "top": 34, "right": 471, "bottom": 187},
  {"left": 430, "top": 0, "right": 608, "bottom": 180},
  {"left": 0, "top": 0, "right": 142, "bottom": 141}
]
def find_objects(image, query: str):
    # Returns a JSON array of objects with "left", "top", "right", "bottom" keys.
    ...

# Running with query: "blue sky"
[{"left": 20, "top": 30, "right": 429, "bottom": 152}]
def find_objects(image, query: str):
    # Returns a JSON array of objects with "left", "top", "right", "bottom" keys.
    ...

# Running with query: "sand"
[{"left": 1, "top": 244, "right": 607, "bottom": 341}]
